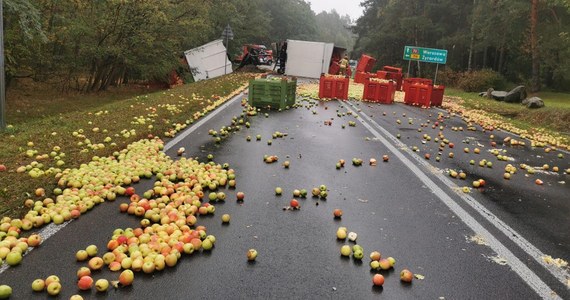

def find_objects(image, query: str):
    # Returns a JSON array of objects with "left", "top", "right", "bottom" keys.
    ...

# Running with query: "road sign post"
[
  {"left": 221, "top": 24, "right": 234, "bottom": 75},
  {"left": 403, "top": 46, "right": 447, "bottom": 84}
]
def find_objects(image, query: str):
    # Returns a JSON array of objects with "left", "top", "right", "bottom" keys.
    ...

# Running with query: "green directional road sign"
[{"left": 403, "top": 46, "right": 447, "bottom": 64}]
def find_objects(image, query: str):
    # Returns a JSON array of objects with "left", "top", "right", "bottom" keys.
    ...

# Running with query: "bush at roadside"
[{"left": 457, "top": 69, "right": 507, "bottom": 92}]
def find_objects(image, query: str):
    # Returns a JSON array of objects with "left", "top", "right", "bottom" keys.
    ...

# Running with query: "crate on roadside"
[
  {"left": 248, "top": 76, "right": 297, "bottom": 110},
  {"left": 319, "top": 74, "right": 349, "bottom": 100},
  {"left": 430, "top": 85, "right": 445, "bottom": 107},
  {"left": 404, "top": 84, "right": 432, "bottom": 107},
  {"left": 363, "top": 79, "right": 396, "bottom": 104}
]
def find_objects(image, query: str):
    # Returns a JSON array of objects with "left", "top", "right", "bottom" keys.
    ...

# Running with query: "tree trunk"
[
  {"left": 530, "top": 0, "right": 540, "bottom": 92},
  {"left": 467, "top": 0, "right": 477, "bottom": 71},
  {"left": 483, "top": 46, "right": 488, "bottom": 69}
]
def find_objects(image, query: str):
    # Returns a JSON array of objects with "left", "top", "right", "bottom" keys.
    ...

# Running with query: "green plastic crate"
[{"left": 248, "top": 77, "right": 297, "bottom": 110}]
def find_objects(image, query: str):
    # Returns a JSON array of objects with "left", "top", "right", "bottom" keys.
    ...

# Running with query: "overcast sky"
[{"left": 309, "top": 0, "right": 364, "bottom": 22}]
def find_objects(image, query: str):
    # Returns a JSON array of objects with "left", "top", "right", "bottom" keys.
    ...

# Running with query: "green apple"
[{"left": 0, "top": 285, "right": 11, "bottom": 299}]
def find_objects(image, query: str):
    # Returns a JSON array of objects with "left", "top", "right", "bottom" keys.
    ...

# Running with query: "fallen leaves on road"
[
  {"left": 542, "top": 255, "right": 568, "bottom": 268},
  {"left": 468, "top": 234, "right": 489, "bottom": 246},
  {"left": 483, "top": 254, "right": 508, "bottom": 266}
]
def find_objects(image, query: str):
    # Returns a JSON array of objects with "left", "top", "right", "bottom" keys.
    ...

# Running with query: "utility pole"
[
  {"left": 0, "top": 0, "right": 6, "bottom": 130},
  {"left": 221, "top": 24, "right": 234, "bottom": 75}
]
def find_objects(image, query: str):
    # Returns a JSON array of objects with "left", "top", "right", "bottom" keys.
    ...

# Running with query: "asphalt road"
[{"left": 0, "top": 90, "right": 568, "bottom": 299}]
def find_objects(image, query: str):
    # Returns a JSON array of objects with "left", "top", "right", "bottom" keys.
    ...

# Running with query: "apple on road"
[
  {"left": 77, "top": 275, "right": 93, "bottom": 290},
  {"left": 88, "top": 257, "right": 104, "bottom": 270},
  {"left": 31, "top": 279, "right": 45, "bottom": 292},
  {"left": 47, "top": 281, "right": 61, "bottom": 296},
  {"left": 0, "top": 285, "right": 11, "bottom": 299},
  {"left": 95, "top": 279, "right": 109, "bottom": 292},
  {"left": 118, "top": 269, "right": 134, "bottom": 286}
]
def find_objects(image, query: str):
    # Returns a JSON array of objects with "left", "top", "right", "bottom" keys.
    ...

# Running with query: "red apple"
[
  {"left": 372, "top": 274, "right": 385, "bottom": 286},
  {"left": 77, "top": 275, "right": 93, "bottom": 290},
  {"left": 0, "top": 165, "right": 6, "bottom": 172},
  {"left": 27, "top": 234, "right": 41, "bottom": 247},
  {"left": 236, "top": 192, "right": 245, "bottom": 201},
  {"left": 125, "top": 187, "right": 135, "bottom": 196},
  {"left": 333, "top": 209, "right": 343, "bottom": 218},
  {"left": 118, "top": 269, "right": 134, "bottom": 286},
  {"left": 290, "top": 199, "right": 299, "bottom": 208}
]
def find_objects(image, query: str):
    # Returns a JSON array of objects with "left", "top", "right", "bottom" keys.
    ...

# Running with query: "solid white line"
[
  {"left": 0, "top": 92, "right": 244, "bottom": 274},
  {"left": 164, "top": 92, "right": 244, "bottom": 151},
  {"left": 343, "top": 101, "right": 561, "bottom": 299}
]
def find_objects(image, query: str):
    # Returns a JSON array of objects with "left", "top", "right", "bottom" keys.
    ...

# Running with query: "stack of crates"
[
  {"left": 362, "top": 79, "right": 396, "bottom": 104},
  {"left": 248, "top": 76, "right": 297, "bottom": 110},
  {"left": 403, "top": 78, "right": 445, "bottom": 107},
  {"left": 354, "top": 54, "right": 377, "bottom": 84},
  {"left": 319, "top": 74, "right": 349, "bottom": 100}
]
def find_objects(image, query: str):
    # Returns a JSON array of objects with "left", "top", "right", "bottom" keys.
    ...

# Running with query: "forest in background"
[
  {"left": 353, "top": 0, "right": 570, "bottom": 92},
  {"left": 4, "top": 0, "right": 570, "bottom": 92}
]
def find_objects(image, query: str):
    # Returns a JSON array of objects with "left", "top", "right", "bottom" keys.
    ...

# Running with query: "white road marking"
[
  {"left": 165, "top": 93, "right": 244, "bottom": 151},
  {"left": 0, "top": 93, "right": 243, "bottom": 274},
  {"left": 343, "top": 101, "right": 562, "bottom": 299}
]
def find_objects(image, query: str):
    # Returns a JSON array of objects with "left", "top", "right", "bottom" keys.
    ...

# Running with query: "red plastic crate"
[
  {"left": 404, "top": 84, "right": 419, "bottom": 105},
  {"left": 417, "top": 85, "right": 433, "bottom": 107},
  {"left": 328, "top": 62, "right": 340, "bottom": 75},
  {"left": 355, "top": 71, "right": 377, "bottom": 84},
  {"left": 363, "top": 80, "right": 396, "bottom": 104},
  {"left": 376, "top": 71, "right": 389, "bottom": 79},
  {"left": 430, "top": 85, "right": 445, "bottom": 107},
  {"left": 382, "top": 66, "right": 402, "bottom": 74},
  {"left": 403, "top": 78, "right": 433, "bottom": 92},
  {"left": 319, "top": 74, "right": 349, "bottom": 100},
  {"left": 356, "top": 54, "right": 376, "bottom": 73}
]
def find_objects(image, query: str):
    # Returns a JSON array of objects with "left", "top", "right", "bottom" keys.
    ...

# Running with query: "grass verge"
[
  {"left": 0, "top": 73, "right": 257, "bottom": 218},
  {"left": 443, "top": 88, "right": 570, "bottom": 148}
]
